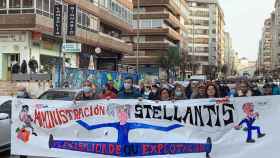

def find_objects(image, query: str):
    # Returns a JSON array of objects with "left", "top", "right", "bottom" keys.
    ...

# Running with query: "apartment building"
[
  {"left": 271, "top": 0, "right": 280, "bottom": 70},
  {"left": 224, "top": 31, "right": 235, "bottom": 75},
  {"left": 185, "top": 0, "right": 225, "bottom": 75},
  {"left": 122, "top": 0, "right": 189, "bottom": 76},
  {"left": 0, "top": 0, "right": 133, "bottom": 80},
  {"left": 258, "top": 17, "right": 273, "bottom": 73}
]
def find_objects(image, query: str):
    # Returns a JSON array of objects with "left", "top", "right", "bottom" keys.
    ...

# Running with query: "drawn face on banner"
[
  {"left": 118, "top": 108, "right": 128, "bottom": 125},
  {"left": 107, "top": 104, "right": 131, "bottom": 124},
  {"left": 243, "top": 103, "right": 254, "bottom": 116}
]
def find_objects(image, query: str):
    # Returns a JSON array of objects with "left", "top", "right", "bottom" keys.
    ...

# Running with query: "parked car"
[
  {"left": 38, "top": 88, "right": 83, "bottom": 101},
  {"left": 0, "top": 97, "right": 12, "bottom": 152}
]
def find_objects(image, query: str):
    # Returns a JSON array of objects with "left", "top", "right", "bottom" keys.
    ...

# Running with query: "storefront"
[
  {"left": 0, "top": 31, "right": 29, "bottom": 80},
  {"left": 0, "top": 31, "right": 77, "bottom": 81},
  {"left": 79, "top": 44, "right": 121, "bottom": 71}
]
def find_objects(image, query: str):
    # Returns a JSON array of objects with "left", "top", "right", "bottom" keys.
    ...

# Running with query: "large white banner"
[{"left": 10, "top": 96, "right": 275, "bottom": 158}]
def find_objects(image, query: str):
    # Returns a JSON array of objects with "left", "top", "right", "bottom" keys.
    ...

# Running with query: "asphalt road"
[{"left": 0, "top": 151, "right": 38, "bottom": 158}]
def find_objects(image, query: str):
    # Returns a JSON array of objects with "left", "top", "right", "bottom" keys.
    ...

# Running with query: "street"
[{"left": 1, "top": 151, "right": 38, "bottom": 158}]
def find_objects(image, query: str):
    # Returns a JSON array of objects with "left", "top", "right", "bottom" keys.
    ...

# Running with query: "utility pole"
[{"left": 61, "top": 6, "right": 67, "bottom": 87}]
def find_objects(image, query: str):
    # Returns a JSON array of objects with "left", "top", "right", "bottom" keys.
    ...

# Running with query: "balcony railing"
[{"left": 11, "top": 73, "right": 51, "bottom": 81}]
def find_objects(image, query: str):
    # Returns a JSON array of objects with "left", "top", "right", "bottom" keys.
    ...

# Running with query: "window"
[
  {"left": 37, "top": 0, "right": 43, "bottom": 10},
  {"left": 93, "top": 0, "right": 98, "bottom": 6},
  {"left": 82, "top": 12, "right": 87, "bottom": 26},
  {"left": 86, "top": 15, "right": 90, "bottom": 27},
  {"left": 90, "top": 16, "right": 99, "bottom": 31},
  {"left": 100, "top": 0, "right": 106, "bottom": 8},
  {"left": 212, "top": 29, "right": 216, "bottom": 34},
  {"left": 151, "top": 19, "right": 162, "bottom": 28},
  {"left": 0, "top": 100, "right": 12, "bottom": 117},
  {"left": 50, "top": 0, "right": 55, "bottom": 14},
  {"left": 133, "top": 7, "right": 145, "bottom": 13},
  {"left": 133, "top": 36, "right": 145, "bottom": 43},
  {"left": 0, "top": 0, "right": 6, "bottom": 9},
  {"left": 9, "top": 0, "right": 20, "bottom": 8},
  {"left": 140, "top": 19, "right": 151, "bottom": 28},
  {"left": 23, "top": 0, "right": 33, "bottom": 8},
  {"left": 77, "top": 9, "right": 82, "bottom": 24}
]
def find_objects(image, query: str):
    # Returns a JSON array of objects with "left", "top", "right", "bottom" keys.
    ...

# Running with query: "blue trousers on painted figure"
[
  {"left": 247, "top": 126, "right": 261, "bottom": 141},
  {"left": 239, "top": 116, "right": 265, "bottom": 142}
]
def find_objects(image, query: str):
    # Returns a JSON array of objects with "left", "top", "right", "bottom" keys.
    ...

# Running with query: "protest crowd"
[{"left": 16, "top": 77, "right": 280, "bottom": 101}]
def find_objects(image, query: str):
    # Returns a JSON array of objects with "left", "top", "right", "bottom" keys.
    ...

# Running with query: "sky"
[{"left": 219, "top": 0, "right": 275, "bottom": 61}]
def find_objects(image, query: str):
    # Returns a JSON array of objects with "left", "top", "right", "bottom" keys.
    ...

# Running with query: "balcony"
[
  {"left": 122, "top": 55, "right": 160, "bottom": 65},
  {"left": 65, "top": 0, "right": 133, "bottom": 32},
  {"left": 134, "top": 11, "right": 180, "bottom": 29},
  {"left": 133, "top": 42, "right": 169, "bottom": 50},
  {"left": 0, "top": 14, "right": 132, "bottom": 54},
  {"left": 126, "top": 27, "right": 181, "bottom": 41},
  {"left": 132, "top": 0, "right": 187, "bottom": 17}
]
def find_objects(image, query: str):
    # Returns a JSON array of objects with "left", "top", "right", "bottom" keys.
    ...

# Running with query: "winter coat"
[
  {"left": 20, "top": 60, "right": 27, "bottom": 73},
  {"left": 117, "top": 88, "right": 141, "bottom": 99}
]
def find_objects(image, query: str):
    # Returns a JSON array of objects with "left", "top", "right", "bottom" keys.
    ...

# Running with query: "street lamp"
[{"left": 89, "top": 47, "right": 102, "bottom": 70}]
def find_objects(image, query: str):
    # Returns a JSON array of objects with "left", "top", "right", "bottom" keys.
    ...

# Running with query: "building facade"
[
  {"left": 271, "top": 0, "right": 280, "bottom": 71},
  {"left": 185, "top": 0, "right": 225, "bottom": 75},
  {"left": 257, "top": 17, "right": 273, "bottom": 74},
  {"left": 0, "top": 0, "right": 134, "bottom": 81},
  {"left": 224, "top": 31, "right": 235, "bottom": 75},
  {"left": 122, "top": 0, "right": 189, "bottom": 77}
]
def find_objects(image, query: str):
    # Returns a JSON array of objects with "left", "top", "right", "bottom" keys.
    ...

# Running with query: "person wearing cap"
[{"left": 117, "top": 77, "right": 141, "bottom": 99}]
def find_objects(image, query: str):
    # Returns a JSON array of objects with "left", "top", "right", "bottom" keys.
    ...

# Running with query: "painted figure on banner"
[
  {"left": 18, "top": 105, "right": 37, "bottom": 136},
  {"left": 48, "top": 104, "right": 212, "bottom": 157},
  {"left": 16, "top": 105, "right": 37, "bottom": 143},
  {"left": 77, "top": 104, "right": 183, "bottom": 145},
  {"left": 235, "top": 102, "right": 266, "bottom": 143}
]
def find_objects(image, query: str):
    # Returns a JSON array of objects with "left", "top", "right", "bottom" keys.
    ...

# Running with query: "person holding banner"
[
  {"left": 173, "top": 83, "right": 186, "bottom": 100},
  {"left": 98, "top": 83, "right": 117, "bottom": 99},
  {"left": 159, "top": 88, "right": 172, "bottom": 101},
  {"left": 205, "top": 83, "right": 220, "bottom": 98},
  {"left": 118, "top": 77, "right": 141, "bottom": 99},
  {"left": 235, "top": 81, "right": 253, "bottom": 97}
]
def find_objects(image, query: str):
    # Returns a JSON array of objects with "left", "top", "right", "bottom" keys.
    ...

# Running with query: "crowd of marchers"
[{"left": 16, "top": 77, "right": 280, "bottom": 101}]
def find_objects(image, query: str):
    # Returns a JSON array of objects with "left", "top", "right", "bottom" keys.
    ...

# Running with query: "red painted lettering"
[
  {"left": 116, "top": 144, "right": 121, "bottom": 155},
  {"left": 84, "top": 107, "right": 90, "bottom": 117},
  {"left": 157, "top": 144, "right": 164, "bottom": 153},
  {"left": 109, "top": 144, "right": 115, "bottom": 154},
  {"left": 142, "top": 144, "right": 149, "bottom": 155}
]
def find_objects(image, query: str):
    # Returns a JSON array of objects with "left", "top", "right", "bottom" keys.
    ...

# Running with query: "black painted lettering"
[
  {"left": 163, "top": 105, "right": 173, "bottom": 121},
  {"left": 223, "top": 103, "right": 235, "bottom": 126},
  {"left": 135, "top": 104, "right": 143, "bottom": 118},
  {"left": 183, "top": 107, "right": 193, "bottom": 125},
  {"left": 173, "top": 106, "right": 182, "bottom": 122},
  {"left": 204, "top": 105, "right": 216, "bottom": 127},
  {"left": 152, "top": 106, "right": 162, "bottom": 119},
  {"left": 194, "top": 106, "right": 204, "bottom": 126},
  {"left": 215, "top": 105, "right": 221, "bottom": 127}
]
